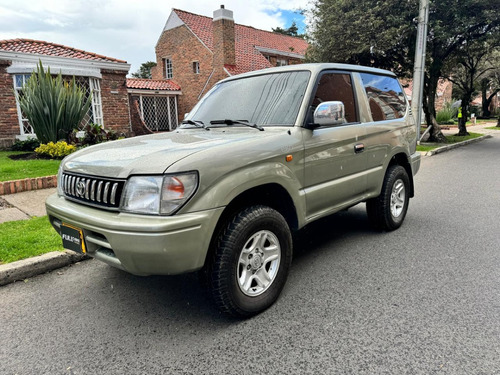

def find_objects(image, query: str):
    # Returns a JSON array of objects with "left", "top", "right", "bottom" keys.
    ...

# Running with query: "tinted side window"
[
  {"left": 360, "top": 73, "right": 406, "bottom": 121},
  {"left": 313, "top": 73, "right": 358, "bottom": 123}
]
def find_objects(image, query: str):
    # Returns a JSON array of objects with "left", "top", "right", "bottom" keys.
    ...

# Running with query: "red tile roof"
[
  {"left": 0, "top": 38, "right": 126, "bottom": 63},
  {"left": 173, "top": 9, "right": 308, "bottom": 76},
  {"left": 126, "top": 78, "right": 181, "bottom": 91}
]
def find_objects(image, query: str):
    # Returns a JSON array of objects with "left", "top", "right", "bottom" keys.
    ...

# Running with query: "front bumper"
[{"left": 46, "top": 193, "right": 224, "bottom": 276}]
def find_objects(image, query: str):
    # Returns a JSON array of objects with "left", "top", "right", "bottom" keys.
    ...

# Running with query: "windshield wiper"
[
  {"left": 209, "top": 119, "right": 264, "bottom": 131},
  {"left": 181, "top": 119, "right": 209, "bottom": 131}
]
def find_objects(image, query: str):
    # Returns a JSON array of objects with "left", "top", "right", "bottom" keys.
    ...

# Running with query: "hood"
[{"left": 62, "top": 128, "right": 282, "bottom": 178}]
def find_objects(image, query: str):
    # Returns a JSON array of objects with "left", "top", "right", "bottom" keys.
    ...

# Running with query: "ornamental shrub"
[
  {"left": 11, "top": 138, "right": 41, "bottom": 152},
  {"left": 16, "top": 61, "right": 91, "bottom": 144},
  {"left": 68, "top": 123, "right": 120, "bottom": 147},
  {"left": 35, "top": 141, "right": 77, "bottom": 159},
  {"left": 436, "top": 102, "right": 456, "bottom": 125}
]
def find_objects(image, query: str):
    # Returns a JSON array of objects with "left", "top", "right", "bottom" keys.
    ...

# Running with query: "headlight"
[
  {"left": 57, "top": 162, "right": 65, "bottom": 196},
  {"left": 120, "top": 172, "right": 198, "bottom": 215}
]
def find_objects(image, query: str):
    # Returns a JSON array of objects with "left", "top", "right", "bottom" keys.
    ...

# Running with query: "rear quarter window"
[{"left": 360, "top": 73, "right": 407, "bottom": 121}]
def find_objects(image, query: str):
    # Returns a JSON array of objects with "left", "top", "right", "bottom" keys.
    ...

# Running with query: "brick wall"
[
  {"left": 0, "top": 60, "right": 21, "bottom": 144},
  {"left": 152, "top": 25, "right": 216, "bottom": 120},
  {"left": 213, "top": 18, "right": 235, "bottom": 67},
  {"left": 0, "top": 175, "right": 57, "bottom": 195},
  {"left": 100, "top": 69, "right": 131, "bottom": 135}
]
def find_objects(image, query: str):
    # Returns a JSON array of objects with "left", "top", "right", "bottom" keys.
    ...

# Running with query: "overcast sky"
[{"left": 0, "top": 0, "right": 311, "bottom": 75}]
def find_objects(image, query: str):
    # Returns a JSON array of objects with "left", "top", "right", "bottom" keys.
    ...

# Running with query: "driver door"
[{"left": 303, "top": 72, "right": 367, "bottom": 220}]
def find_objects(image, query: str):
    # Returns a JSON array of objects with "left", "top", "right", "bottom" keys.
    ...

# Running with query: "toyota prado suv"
[{"left": 46, "top": 63, "right": 421, "bottom": 317}]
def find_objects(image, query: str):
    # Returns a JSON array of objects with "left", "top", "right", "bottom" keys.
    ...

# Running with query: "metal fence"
[{"left": 139, "top": 95, "right": 178, "bottom": 131}]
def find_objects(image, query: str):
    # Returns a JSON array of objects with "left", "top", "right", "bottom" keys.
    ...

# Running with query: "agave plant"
[{"left": 16, "top": 61, "right": 91, "bottom": 144}]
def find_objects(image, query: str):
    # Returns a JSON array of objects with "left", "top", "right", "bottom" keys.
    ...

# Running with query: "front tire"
[
  {"left": 366, "top": 165, "right": 410, "bottom": 231},
  {"left": 207, "top": 205, "right": 293, "bottom": 318}
]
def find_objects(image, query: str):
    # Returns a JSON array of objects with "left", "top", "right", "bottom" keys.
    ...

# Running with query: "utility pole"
[{"left": 411, "top": 0, "right": 429, "bottom": 144}]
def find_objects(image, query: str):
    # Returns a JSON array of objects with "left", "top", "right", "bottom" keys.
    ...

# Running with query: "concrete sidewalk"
[{"left": 0, "top": 187, "right": 56, "bottom": 223}]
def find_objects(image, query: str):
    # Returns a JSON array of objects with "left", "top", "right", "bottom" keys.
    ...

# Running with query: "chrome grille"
[{"left": 62, "top": 173, "right": 125, "bottom": 210}]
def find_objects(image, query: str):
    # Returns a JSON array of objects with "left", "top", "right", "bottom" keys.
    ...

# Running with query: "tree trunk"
[
  {"left": 456, "top": 95, "right": 471, "bottom": 136},
  {"left": 497, "top": 116, "right": 500, "bottom": 127},
  {"left": 424, "top": 73, "right": 447, "bottom": 143},
  {"left": 457, "top": 115, "right": 469, "bottom": 136},
  {"left": 481, "top": 79, "right": 491, "bottom": 118}
]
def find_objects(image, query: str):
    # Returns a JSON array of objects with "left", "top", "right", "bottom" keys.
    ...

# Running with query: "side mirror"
[{"left": 313, "top": 101, "right": 346, "bottom": 126}]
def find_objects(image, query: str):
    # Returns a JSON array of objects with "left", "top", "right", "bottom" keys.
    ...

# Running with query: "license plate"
[{"left": 61, "top": 223, "right": 86, "bottom": 254}]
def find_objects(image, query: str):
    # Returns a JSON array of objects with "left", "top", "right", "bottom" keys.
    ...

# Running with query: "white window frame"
[
  {"left": 13, "top": 74, "right": 34, "bottom": 136},
  {"left": 276, "top": 58, "right": 289, "bottom": 67},
  {"left": 165, "top": 58, "right": 173, "bottom": 79},
  {"left": 89, "top": 78, "right": 104, "bottom": 125}
]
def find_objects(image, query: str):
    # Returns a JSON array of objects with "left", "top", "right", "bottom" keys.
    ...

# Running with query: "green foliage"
[
  {"left": 0, "top": 216, "right": 64, "bottom": 264},
  {"left": 35, "top": 141, "right": 77, "bottom": 159},
  {"left": 68, "top": 123, "right": 120, "bottom": 147},
  {"left": 16, "top": 61, "right": 91, "bottom": 143},
  {"left": 273, "top": 21, "right": 303, "bottom": 38},
  {"left": 308, "top": 0, "right": 500, "bottom": 142},
  {"left": 0, "top": 151, "right": 60, "bottom": 182},
  {"left": 417, "top": 132, "right": 483, "bottom": 152},
  {"left": 131, "top": 61, "right": 157, "bottom": 79},
  {"left": 11, "top": 138, "right": 41, "bottom": 152},
  {"left": 436, "top": 103, "right": 456, "bottom": 124},
  {"left": 308, "top": 0, "right": 415, "bottom": 75}
]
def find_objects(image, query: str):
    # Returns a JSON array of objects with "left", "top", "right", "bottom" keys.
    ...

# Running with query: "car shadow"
[{"left": 90, "top": 204, "right": 377, "bottom": 325}]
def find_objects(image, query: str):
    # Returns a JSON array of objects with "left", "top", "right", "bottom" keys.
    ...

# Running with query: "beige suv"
[{"left": 46, "top": 63, "right": 420, "bottom": 317}]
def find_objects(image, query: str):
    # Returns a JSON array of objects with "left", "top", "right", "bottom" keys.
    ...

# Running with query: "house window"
[
  {"left": 139, "top": 95, "right": 178, "bottom": 131},
  {"left": 164, "top": 58, "right": 173, "bottom": 79},
  {"left": 276, "top": 58, "right": 288, "bottom": 67},
  {"left": 193, "top": 61, "right": 200, "bottom": 74},
  {"left": 72, "top": 76, "right": 104, "bottom": 128},
  {"left": 13, "top": 74, "right": 34, "bottom": 135},
  {"left": 13, "top": 74, "right": 104, "bottom": 137}
]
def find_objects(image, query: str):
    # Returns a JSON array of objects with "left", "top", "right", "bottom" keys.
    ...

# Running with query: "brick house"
[
  {"left": 0, "top": 39, "right": 134, "bottom": 148},
  {"left": 152, "top": 6, "right": 309, "bottom": 119}
]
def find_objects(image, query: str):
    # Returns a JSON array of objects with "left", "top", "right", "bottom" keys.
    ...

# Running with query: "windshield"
[{"left": 185, "top": 71, "right": 311, "bottom": 127}]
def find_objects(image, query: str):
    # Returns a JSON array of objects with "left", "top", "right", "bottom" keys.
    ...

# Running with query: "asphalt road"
[{"left": 1, "top": 137, "right": 500, "bottom": 375}]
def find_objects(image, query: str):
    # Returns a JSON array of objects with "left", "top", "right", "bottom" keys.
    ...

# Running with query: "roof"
[
  {"left": 172, "top": 9, "right": 309, "bottom": 76},
  {"left": 0, "top": 38, "right": 126, "bottom": 63},
  {"left": 126, "top": 78, "right": 181, "bottom": 91}
]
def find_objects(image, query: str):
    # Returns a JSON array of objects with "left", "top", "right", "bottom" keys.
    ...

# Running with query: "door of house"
[{"left": 139, "top": 95, "right": 178, "bottom": 131}]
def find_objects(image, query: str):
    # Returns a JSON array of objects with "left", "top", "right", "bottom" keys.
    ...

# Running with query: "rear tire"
[
  {"left": 367, "top": 165, "right": 410, "bottom": 231},
  {"left": 207, "top": 205, "right": 292, "bottom": 318}
]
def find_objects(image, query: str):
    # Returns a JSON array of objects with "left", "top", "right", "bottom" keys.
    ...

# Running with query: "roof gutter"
[
  {"left": 0, "top": 51, "right": 130, "bottom": 77},
  {"left": 254, "top": 46, "right": 305, "bottom": 60}
]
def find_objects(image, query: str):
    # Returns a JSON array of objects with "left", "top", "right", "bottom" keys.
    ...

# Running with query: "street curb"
[
  {"left": 425, "top": 135, "right": 492, "bottom": 156},
  {"left": 0, "top": 250, "right": 88, "bottom": 286}
]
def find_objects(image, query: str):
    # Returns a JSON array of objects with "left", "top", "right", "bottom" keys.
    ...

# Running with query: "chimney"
[{"left": 213, "top": 5, "right": 235, "bottom": 66}]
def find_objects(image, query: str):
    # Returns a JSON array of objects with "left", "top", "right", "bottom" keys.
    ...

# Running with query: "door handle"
[{"left": 354, "top": 143, "right": 365, "bottom": 153}]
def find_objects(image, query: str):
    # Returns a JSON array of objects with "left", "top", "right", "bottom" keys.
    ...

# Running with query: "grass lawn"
[
  {"left": 485, "top": 126, "right": 500, "bottom": 130},
  {"left": 0, "top": 151, "right": 60, "bottom": 182},
  {"left": 417, "top": 132, "right": 483, "bottom": 152},
  {"left": 0, "top": 216, "right": 63, "bottom": 264},
  {"left": 466, "top": 118, "right": 494, "bottom": 125}
]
